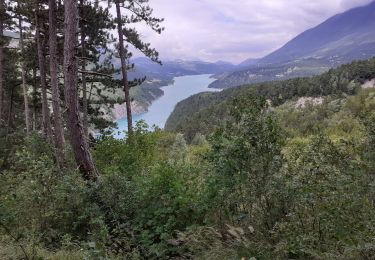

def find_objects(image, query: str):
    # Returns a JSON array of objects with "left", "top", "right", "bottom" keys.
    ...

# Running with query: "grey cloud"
[
  {"left": 127, "top": 0, "right": 373, "bottom": 63},
  {"left": 340, "top": 0, "right": 372, "bottom": 9}
]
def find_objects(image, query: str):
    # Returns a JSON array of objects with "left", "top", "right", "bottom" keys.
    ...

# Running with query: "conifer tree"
[
  {"left": 80, "top": 0, "right": 89, "bottom": 136},
  {"left": 0, "top": 0, "right": 20, "bottom": 130},
  {"left": 64, "top": 0, "right": 99, "bottom": 181},
  {"left": 22, "top": 24, "right": 40, "bottom": 132},
  {"left": 0, "top": 0, "right": 4, "bottom": 125},
  {"left": 15, "top": 0, "right": 47, "bottom": 133},
  {"left": 114, "top": 0, "right": 132, "bottom": 133},
  {"left": 79, "top": 0, "right": 116, "bottom": 136},
  {"left": 35, "top": 0, "right": 53, "bottom": 139},
  {"left": 48, "top": 0, "right": 65, "bottom": 166},
  {"left": 0, "top": 0, "right": 11, "bottom": 126},
  {"left": 111, "top": 0, "right": 163, "bottom": 133},
  {"left": 17, "top": 2, "right": 31, "bottom": 135}
]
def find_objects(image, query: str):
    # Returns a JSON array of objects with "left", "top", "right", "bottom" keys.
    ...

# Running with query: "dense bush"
[
  {"left": 1, "top": 89, "right": 375, "bottom": 259},
  {"left": 277, "top": 135, "right": 375, "bottom": 258},
  {"left": 206, "top": 95, "right": 285, "bottom": 228}
]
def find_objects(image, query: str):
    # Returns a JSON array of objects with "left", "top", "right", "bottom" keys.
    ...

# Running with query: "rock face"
[
  {"left": 295, "top": 97, "right": 324, "bottom": 109},
  {"left": 112, "top": 101, "right": 147, "bottom": 120},
  {"left": 362, "top": 79, "right": 375, "bottom": 89}
]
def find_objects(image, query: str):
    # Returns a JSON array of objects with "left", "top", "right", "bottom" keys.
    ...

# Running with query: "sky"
[{"left": 120, "top": 0, "right": 373, "bottom": 64}]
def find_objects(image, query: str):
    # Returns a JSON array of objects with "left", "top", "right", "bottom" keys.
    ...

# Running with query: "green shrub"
[{"left": 276, "top": 135, "right": 375, "bottom": 258}]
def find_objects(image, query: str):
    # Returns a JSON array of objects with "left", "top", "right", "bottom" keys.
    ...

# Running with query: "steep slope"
[
  {"left": 237, "top": 58, "right": 260, "bottom": 68},
  {"left": 210, "top": 1, "right": 375, "bottom": 89},
  {"left": 260, "top": 1, "right": 375, "bottom": 64}
]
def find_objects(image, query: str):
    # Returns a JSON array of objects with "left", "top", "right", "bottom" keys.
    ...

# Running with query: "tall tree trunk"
[
  {"left": 4, "top": 86, "right": 13, "bottom": 142},
  {"left": 35, "top": 9, "right": 53, "bottom": 139},
  {"left": 6, "top": 85, "right": 13, "bottom": 130},
  {"left": 49, "top": 0, "right": 66, "bottom": 166},
  {"left": 32, "top": 68, "right": 37, "bottom": 131},
  {"left": 0, "top": 0, "right": 4, "bottom": 126},
  {"left": 115, "top": 1, "right": 133, "bottom": 134},
  {"left": 18, "top": 14, "right": 31, "bottom": 135},
  {"left": 64, "top": 0, "right": 98, "bottom": 181},
  {"left": 80, "top": 12, "right": 88, "bottom": 137},
  {"left": 79, "top": 0, "right": 88, "bottom": 137},
  {"left": 81, "top": 55, "right": 88, "bottom": 137}
]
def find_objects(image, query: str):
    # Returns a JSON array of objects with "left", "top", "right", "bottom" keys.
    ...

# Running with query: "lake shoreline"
[{"left": 115, "top": 74, "right": 218, "bottom": 136}]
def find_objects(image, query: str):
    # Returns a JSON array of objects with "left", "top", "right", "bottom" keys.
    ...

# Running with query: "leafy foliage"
[{"left": 2, "top": 52, "right": 375, "bottom": 259}]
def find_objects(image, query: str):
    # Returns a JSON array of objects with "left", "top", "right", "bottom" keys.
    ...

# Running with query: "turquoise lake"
[{"left": 116, "top": 74, "right": 218, "bottom": 136}]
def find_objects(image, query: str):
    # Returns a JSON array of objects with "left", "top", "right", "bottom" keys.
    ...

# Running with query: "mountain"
[
  {"left": 237, "top": 58, "right": 260, "bottom": 68},
  {"left": 209, "top": 1, "right": 375, "bottom": 89},
  {"left": 166, "top": 58, "right": 375, "bottom": 140},
  {"left": 128, "top": 57, "right": 235, "bottom": 81}
]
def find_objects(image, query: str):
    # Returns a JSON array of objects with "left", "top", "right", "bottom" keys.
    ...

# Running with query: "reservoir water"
[{"left": 116, "top": 74, "right": 218, "bottom": 135}]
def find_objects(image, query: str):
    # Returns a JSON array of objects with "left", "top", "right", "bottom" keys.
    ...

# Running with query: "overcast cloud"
[{"left": 121, "top": 0, "right": 373, "bottom": 64}]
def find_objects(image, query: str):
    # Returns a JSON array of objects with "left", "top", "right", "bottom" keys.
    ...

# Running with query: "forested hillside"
[
  {"left": 166, "top": 58, "right": 375, "bottom": 140},
  {"left": 1, "top": 0, "right": 375, "bottom": 259}
]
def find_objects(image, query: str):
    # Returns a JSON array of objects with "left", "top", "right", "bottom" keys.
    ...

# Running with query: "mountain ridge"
[
  {"left": 128, "top": 57, "right": 235, "bottom": 81},
  {"left": 209, "top": 1, "right": 375, "bottom": 89}
]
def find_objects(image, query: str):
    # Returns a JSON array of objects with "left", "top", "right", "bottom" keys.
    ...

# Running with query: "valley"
[
  {"left": 166, "top": 58, "right": 375, "bottom": 140},
  {"left": 120, "top": 58, "right": 235, "bottom": 115},
  {"left": 2, "top": 1, "right": 375, "bottom": 259},
  {"left": 116, "top": 74, "right": 218, "bottom": 136}
]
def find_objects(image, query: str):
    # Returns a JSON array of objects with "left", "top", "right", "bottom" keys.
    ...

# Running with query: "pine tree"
[
  {"left": 114, "top": 0, "right": 132, "bottom": 133},
  {"left": 3, "top": 50, "right": 21, "bottom": 131},
  {"left": 111, "top": 0, "right": 163, "bottom": 134},
  {"left": 48, "top": 0, "right": 65, "bottom": 166},
  {"left": 79, "top": 0, "right": 117, "bottom": 136},
  {"left": 17, "top": 1, "right": 31, "bottom": 135},
  {"left": 22, "top": 23, "right": 40, "bottom": 132},
  {"left": 0, "top": 0, "right": 20, "bottom": 131},
  {"left": 35, "top": 0, "right": 53, "bottom": 139},
  {"left": 16, "top": 0, "right": 45, "bottom": 132},
  {"left": 64, "top": 0, "right": 99, "bottom": 181},
  {"left": 79, "top": 0, "right": 89, "bottom": 136},
  {"left": 0, "top": 0, "right": 4, "bottom": 126}
]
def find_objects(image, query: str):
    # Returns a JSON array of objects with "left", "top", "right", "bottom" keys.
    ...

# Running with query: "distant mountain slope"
[
  {"left": 237, "top": 58, "right": 260, "bottom": 68},
  {"left": 260, "top": 1, "right": 375, "bottom": 64},
  {"left": 210, "top": 1, "right": 375, "bottom": 89},
  {"left": 166, "top": 58, "right": 375, "bottom": 140},
  {"left": 128, "top": 57, "right": 235, "bottom": 81}
]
